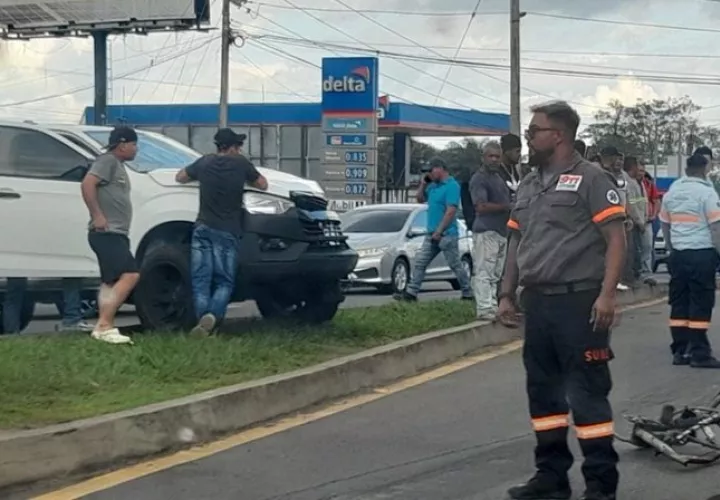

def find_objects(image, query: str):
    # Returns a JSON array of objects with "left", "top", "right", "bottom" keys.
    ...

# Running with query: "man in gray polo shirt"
[
  {"left": 469, "top": 141, "right": 513, "bottom": 320},
  {"left": 81, "top": 126, "right": 140, "bottom": 345}
]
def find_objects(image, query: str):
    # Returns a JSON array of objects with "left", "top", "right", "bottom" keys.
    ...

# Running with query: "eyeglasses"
[{"left": 524, "top": 127, "right": 558, "bottom": 139}]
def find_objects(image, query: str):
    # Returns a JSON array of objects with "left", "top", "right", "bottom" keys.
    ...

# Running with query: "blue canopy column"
[{"left": 392, "top": 132, "right": 411, "bottom": 188}]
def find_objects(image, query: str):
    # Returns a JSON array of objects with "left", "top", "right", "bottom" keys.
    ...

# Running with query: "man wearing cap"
[
  {"left": 660, "top": 153, "right": 720, "bottom": 369},
  {"left": 395, "top": 156, "right": 472, "bottom": 302},
  {"left": 176, "top": 128, "right": 268, "bottom": 336},
  {"left": 600, "top": 146, "right": 635, "bottom": 288},
  {"left": 468, "top": 141, "right": 513, "bottom": 320},
  {"left": 81, "top": 126, "right": 139, "bottom": 344},
  {"left": 499, "top": 101, "right": 626, "bottom": 500}
]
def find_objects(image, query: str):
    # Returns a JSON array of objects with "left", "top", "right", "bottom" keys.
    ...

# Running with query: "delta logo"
[{"left": 323, "top": 66, "right": 370, "bottom": 93}]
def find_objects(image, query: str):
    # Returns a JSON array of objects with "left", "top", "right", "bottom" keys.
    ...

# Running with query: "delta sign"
[{"left": 321, "top": 57, "right": 379, "bottom": 114}]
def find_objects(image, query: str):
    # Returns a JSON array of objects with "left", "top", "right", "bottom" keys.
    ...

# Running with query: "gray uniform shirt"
[
  {"left": 508, "top": 153, "right": 626, "bottom": 286},
  {"left": 87, "top": 153, "right": 132, "bottom": 235},
  {"left": 469, "top": 166, "right": 511, "bottom": 236}
]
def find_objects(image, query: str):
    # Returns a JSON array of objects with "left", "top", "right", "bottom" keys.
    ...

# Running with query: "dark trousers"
[
  {"left": 668, "top": 249, "right": 717, "bottom": 361},
  {"left": 622, "top": 229, "right": 635, "bottom": 284},
  {"left": 522, "top": 288, "right": 619, "bottom": 495},
  {"left": 190, "top": 224, "right": 239, "bottom": 322}
]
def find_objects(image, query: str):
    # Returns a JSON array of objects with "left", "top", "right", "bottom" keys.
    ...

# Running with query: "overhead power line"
[
  {"left": 242, "top": 0, "right": 507, "bottom": 107},
  {"left": 0, "top": 36, "right": 221, "bottom": 108},
  {"left": 247, "top": 1, "right": 507, "bottom": 16},
  {"left": 432, "top": 0, "right": 482, "bottom": 105},
  {"left": 256, "top": 34, "right": 720, "bottom": 87},
  {"left": 527, "top": 11, "right": 720, "bottom": 34}
]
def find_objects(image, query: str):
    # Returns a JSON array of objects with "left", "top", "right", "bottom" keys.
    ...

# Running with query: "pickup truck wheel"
[
  {"left": 0, "top": 295, "right": 35, "bottom": 335},
  {"left": 135, "top": 244, "right": 195, "bottom": 332},
  {"left": 296, "top": 281, "right": 343, "bottom": 323},
  {"left": 255, "top": 282, "right": 343, "bottom": 324}
]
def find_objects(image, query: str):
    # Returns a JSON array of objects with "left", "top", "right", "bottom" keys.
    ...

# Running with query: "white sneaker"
[
  {"left": 616, "top": 283, "right": 630, "bottom": 291},
  {"left": 91, "top": 328, "right": 133, "bottom": 345},
  {"left": 190, "top": 313, "right": 217, "bottom": 337}
]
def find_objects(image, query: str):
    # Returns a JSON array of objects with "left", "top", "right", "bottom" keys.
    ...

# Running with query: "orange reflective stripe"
[
  {"left": 668, "top": 213, "right": 701, "bottom": 223},
  {"left": 592, "top": 206, "right": 625, "bottom": 224},
  {"left": 576, "top": 422, "right": 614, "bottom": 440},
  {"left": 708, "top": 210, "right": 720, "bottom": 223},
  {"left": 532, "top": 414, "right": 569, "bottom": 432},
  {"left": 688, "top": 321, "right": 711, "bottom": 330},
  {"left": 669, "top": 319, "right": 689, "bottom": 327},
  {"left": 507, "top": 219, "right": 520, "bottom": 230}
]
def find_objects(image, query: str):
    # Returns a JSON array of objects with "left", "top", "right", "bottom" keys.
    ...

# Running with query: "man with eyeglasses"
[{"left": 498, "top": 101, "right": 626, "bottom": 500}]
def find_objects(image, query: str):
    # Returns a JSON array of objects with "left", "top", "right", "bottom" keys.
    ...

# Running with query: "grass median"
[{"left": 0, "top": 299, "right": 475, "bottom": 429}]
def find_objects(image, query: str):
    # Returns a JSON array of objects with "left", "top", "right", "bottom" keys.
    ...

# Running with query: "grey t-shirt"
[
  {"left": 87, "top": 153, "right": 132, "bottom": 235},
  {"left": 469, "top": 167, "right": 511, "bottom": 236}
]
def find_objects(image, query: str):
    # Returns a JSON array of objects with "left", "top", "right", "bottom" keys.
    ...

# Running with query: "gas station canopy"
[{"left": 85, "top": 101, "right": 509, "bottom": 137}]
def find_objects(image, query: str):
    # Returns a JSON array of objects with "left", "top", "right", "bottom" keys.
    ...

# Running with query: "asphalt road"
[
  {"left": 23, "top": 282, "right": 460, "bottom": 335},
  {"left": 60, "top": 298, "right": 720, "bottom": 500}
]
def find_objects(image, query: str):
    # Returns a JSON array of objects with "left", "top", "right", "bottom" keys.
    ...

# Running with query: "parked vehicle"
[
  {"left": 339, "top": 204, "right": 473, "bottom": 294},
  {"left": 0, "top": 122, "right": 357, "bottom": 333},
  {"left": 653, "top": 230, "right": 669, "bottom": 273}
]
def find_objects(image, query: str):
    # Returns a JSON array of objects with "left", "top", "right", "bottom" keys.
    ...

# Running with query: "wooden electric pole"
[{"left": 219, "top": 0, "right": 232, "bottom": 127}]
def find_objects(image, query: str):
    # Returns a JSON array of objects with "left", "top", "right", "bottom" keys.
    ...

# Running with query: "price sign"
[
  {"left": 345, "top": 167, "right": 368, "bottom": 180},
  {"left": 344, "top": 183, "right": 368, "bottom": 195},
  {"left": 344, "top": 151, "right": 368, "bottom": 164}
]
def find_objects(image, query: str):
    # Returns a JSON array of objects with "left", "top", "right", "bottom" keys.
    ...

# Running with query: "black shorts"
[{"left": 88, "top": 231, "right": 138, "bottom": 285}]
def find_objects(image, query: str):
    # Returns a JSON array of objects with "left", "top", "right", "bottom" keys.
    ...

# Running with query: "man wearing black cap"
[
  {"left": 81, "top": 126, "right": 140, "bottom": 344},
  {"left": 176, "top": 128, "right": 268, "bottom": 335},
  {"left": 395, "top": 156, "right": 472, "bottom": 302},
  {"left": 500, "top": 133, "right": 524, "bottom": 193}
]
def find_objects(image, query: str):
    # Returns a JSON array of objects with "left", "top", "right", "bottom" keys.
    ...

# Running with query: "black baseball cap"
[
  {"left": 600, "top": 145, "right": 621, "bottom": 157},
  {"left": 214, "top": 128, "right": 247, "bottom": 148},
  {"left": 107, "top": 126, "right": 138, "bottom": 149}
]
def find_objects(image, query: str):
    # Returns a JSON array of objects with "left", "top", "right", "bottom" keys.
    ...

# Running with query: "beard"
[{"left": 528, "top": 146, "right": 554, "bottom": 167}]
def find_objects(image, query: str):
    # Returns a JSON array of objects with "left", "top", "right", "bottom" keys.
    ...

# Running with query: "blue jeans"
[
  {"left": 60, "top": 278, "right": 84, "bottom": 326},
  {"left": 406, "top": 235, "right": 472, "bottom": 297},
  {"left": 3, "top": 278, "right": 28, "bottom": 333},
  {"left": 191, "top": 224, "right": 239, "bottom": 322}
]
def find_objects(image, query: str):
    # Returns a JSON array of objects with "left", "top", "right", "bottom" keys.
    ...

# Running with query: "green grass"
[{"left": 0, "top": 300, "right": 475, "bottom": 430}]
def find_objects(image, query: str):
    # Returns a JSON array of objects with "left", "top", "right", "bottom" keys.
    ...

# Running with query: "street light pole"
[{"left": 510, "top": 0, "right": 521, "bottom": 136}]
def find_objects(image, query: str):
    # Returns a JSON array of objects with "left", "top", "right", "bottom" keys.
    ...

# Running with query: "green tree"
[
  {"left": 376, "top": 137, "right": 438, "bottom": 188},
  {"left": 582, "top": 96, "right": 704, "bottom": 165},
  {"left": 440, "top": 138, "right": 488, "bottom": 183}
]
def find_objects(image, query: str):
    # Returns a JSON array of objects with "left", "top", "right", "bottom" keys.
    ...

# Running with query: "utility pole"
[
  {"left": 510, "top": 0, "right": 521, "bottom": 136},
  {"left": 219, "top": 0, "right": 232, "bottom": 127},
  {"left": 92, "top": 31, "right": 109, "bottom": 125}
]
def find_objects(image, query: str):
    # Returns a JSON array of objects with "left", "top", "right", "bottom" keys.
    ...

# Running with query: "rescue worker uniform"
[
  {"left": 660, "top": 176, "right": 720, "bottom": 368},
  {"left": 506, "top": 153, "right": 624, "bottom": 500}
]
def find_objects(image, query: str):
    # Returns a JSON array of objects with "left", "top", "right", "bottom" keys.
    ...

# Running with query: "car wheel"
[
  {"left": 451, "top": 255, "right": 473, "bottom": 291},
  {"left": 0, "top": 295, "right": 35, "bottom": 335},
  {"left": 135, "top": 244, "right": 196, "bottom": 332},
  {"left": 390, "top": 258, "right": 410, "bottom": 295}
]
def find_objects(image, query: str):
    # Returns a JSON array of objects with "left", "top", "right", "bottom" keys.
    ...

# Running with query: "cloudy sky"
[{"left": 1, "top": 0, "right": 720, "bottom": 143}]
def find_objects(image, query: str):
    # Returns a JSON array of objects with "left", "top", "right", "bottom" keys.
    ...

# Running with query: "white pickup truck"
[{"left": 0, "top": 122, "right": 358, "bottom": 333}]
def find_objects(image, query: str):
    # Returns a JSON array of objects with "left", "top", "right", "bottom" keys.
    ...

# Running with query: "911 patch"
[
  {"left": 556, "top": 174, "right": 583, "bottom": 192},
  {"left": 606, "top": 189, "right": 621, "bottom": 205}
]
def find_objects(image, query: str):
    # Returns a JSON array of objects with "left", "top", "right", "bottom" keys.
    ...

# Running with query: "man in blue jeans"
[
  {"left": 176, "top": 128, "right": 268, "bottom": 335},
  {"left": 395, "top": 157, "right": 473, "bottom": 302},
  {"left": 3, "top": 278, "right": 91, "bottom": 334}
]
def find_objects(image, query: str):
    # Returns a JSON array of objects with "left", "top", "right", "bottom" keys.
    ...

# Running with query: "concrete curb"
[{"left": 0, "top": 284, "right": 667, "bottom": 492}]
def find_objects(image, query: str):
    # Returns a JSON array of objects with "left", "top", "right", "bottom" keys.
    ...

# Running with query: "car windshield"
[
  {"left": 339, "top": 209, "right": 411, "bottom": 233},
  {"left": 83, "top": 130, "right": 201, "bottom": 173}
]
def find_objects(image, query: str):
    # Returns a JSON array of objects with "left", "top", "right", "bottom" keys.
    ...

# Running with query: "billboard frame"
[{"left": 0, "top": 0, "right": 212, "bottom": 125}]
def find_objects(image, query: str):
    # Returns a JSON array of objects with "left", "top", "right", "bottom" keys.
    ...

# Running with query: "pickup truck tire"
[
  {"left": 0, "top": 295, "right": 35, "bottom": 335},
  {"left": 135, "top": 244, "right": 196, "bottom": 332},
  {"left": 255, "top": 281, "right": 343, "bottom": 324}
]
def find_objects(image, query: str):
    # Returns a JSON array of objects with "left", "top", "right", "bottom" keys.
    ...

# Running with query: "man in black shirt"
[{"left": 176, "top": 128, "right": 268, "bottom": 335}]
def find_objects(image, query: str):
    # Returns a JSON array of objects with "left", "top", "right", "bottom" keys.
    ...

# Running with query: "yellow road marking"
[{"left": 33, "top": 297, "right": 664, "bottom": 499}]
